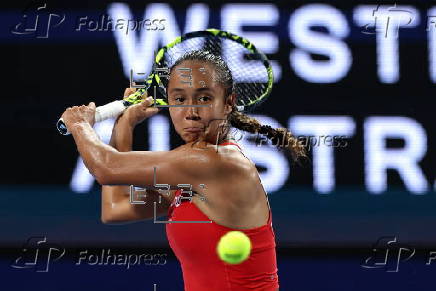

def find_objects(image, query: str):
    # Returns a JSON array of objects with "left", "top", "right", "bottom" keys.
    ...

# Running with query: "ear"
[{"left": 224, "top": 93, "right": 237, "bottom": 115}]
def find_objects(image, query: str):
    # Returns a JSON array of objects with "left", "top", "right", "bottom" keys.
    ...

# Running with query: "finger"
[
  {"left": 148, "top": 107, "right": 161, "bottom": 116},
  {"left": 89, "top": 102, "right": 96, "bottom": 109},
  {"left": 150, "top": 107, "right": 160, "bottom": 113},
  {"left": 147, "top": 96, "right": 154, "bottom": 104},
  {"left": 124, "top": 88, "right": 137, "bottom": 98},
  {"left": 141, "top": 96, "right": 153, "bottom": 107},
  {"left": 140, "top": 90, "right": 148, "bottom": 100}
]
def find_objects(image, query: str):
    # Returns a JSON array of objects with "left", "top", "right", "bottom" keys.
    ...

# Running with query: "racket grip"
[{"left": 56, "top": 100, "right": 128, "bottom": 135}]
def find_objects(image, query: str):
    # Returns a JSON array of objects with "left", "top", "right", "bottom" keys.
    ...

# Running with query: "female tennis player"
[{"left": 61, "top": 50, "right": 305, "bottom": 291}]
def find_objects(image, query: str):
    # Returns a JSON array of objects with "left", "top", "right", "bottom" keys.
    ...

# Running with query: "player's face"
[{"left": 167, "top": 61, "right": 234, "bottom": 144}]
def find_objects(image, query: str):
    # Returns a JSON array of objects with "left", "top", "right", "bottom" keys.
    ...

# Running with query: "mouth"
[{"left": 184, "top": 127, "right": 204, "bottom": 133}]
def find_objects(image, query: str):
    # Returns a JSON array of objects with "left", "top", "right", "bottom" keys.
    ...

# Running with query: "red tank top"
[{"left": 165, "top": 142, "right": 279, "bottom": 291}]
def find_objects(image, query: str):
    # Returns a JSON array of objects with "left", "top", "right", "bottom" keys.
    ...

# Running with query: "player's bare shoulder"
[
  {"left": 172, "top": 142, "right": 258, "bottom": 207},
  {"left": 172, "top": 141, "right": 248, "bottom": 178}
]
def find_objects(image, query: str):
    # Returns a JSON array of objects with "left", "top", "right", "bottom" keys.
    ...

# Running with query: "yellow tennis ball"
[{"left": 216, "top": 231, "right": 252, "bottom": 264}]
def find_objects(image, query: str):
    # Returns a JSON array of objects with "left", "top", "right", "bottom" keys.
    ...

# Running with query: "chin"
[
  {"left": 184, "top": 133, "right": 210, "bottom": 144},
  {"left": 181, "top": 134, "right": 199, "bottom": 143}
]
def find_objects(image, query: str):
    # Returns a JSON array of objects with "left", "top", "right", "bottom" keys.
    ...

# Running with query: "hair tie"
[{"left": 259, "top": 124, "right": 272, "bottom": 134}]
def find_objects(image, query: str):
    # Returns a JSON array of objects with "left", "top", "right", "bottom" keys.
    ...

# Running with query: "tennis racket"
[{"left": 56, "top": 28, "right": 274, "bottom": 135}]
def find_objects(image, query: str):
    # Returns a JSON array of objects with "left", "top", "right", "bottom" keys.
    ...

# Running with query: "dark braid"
[
  {"left": 229, "top": 110, "right": 306, "bottom": 162},
  {"left": 169, "top": 50, "right": 306, "bottom": 162}
]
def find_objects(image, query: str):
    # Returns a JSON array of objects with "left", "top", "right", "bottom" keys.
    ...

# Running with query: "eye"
[
  {"left": 198, "top": 96, "right": 211, "bottom": 102},
  {"left": 174, "top": 96, "right": 185, "bottom": 103}
]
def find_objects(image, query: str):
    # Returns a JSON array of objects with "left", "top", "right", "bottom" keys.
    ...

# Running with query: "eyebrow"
[{"left": 168, "top": 87, "right": 215, "bottom": 94}]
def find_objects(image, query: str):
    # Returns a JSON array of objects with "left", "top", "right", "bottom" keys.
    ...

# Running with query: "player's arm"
[
  {"left": 69, "top": 120, "right": 215, "bottom": 186},
  {"left": 101, "top": 186, "right": 172, "bottom": 225},
  {"left": 61, "top": 100, "right": 216, "bottom": 202},
  {"left": 101, "top": 108, "right": 170, "bottom": 224}
]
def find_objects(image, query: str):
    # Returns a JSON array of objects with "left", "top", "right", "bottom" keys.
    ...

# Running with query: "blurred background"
[{"left": 1, "top": 0, "right": 435, "bottom": 290}]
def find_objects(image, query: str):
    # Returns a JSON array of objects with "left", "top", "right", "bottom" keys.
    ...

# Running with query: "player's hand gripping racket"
[
  {"left": 56, "top": 28, "right": 274, "bottom": 135},
  {"left": 56, "top": 74, "right": 167, "bottom": 135}
]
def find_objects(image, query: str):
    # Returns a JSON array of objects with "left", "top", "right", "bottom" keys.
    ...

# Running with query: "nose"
[
  {"left": 185, "top": 108, "right": 200, "bottom": 121},
  {"left": 185, "top": 99, "right": 200, "bottom": 121}
]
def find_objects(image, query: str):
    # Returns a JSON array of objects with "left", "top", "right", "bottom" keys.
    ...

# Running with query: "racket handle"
[{"left": 56, "top": 100, "right": 128, "bottom": 135}]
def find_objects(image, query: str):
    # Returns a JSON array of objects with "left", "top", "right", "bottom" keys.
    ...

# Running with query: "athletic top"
[{"left": 165, "top": 141, "right": 279, "bottom": 291}]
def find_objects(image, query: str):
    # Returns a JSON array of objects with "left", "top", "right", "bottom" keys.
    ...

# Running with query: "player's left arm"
[
  {"left": 61, "top": 102, "right": 220, "bottom": 188},
  {"left": 68, "top": 121, "right": 216, "bottom": 188}
]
